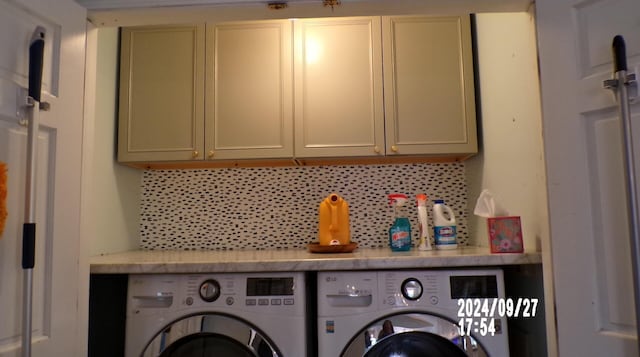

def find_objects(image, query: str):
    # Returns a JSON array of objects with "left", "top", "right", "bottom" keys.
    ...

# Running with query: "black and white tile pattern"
[{"left": 140, "top": 163, "right": 469, "bottom": 250}]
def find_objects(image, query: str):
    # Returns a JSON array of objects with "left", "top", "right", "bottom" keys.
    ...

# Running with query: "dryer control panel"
[
  {"left": 318, "top": 269, "right": 505, "bottom": 315},
  {"left": 379, "top": 270, "right": 504, "bottom": 312}
]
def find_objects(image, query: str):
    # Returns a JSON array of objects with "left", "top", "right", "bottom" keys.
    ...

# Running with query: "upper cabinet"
[
  {"left": 118, "top": 25, "right": 205, "bottom": 162},
  {"left": 206, "top": 20, "right": 293, "bottom": 160},
  {"left": 118, "top": 21, "right": 292, "bottom": 163},
  {"left": 293, "top": 17, "right": 385, "bottom": 158},
  {"left": 117, "top": 15, "right": 477, "bottom": 165},
  {"left": 382, "top": 16, "right": 477, "bottom": 156}
]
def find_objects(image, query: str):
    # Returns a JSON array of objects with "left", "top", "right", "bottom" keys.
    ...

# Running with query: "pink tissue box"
[{"left": 488, "top": 216, "right": 523, "bottom": 253}]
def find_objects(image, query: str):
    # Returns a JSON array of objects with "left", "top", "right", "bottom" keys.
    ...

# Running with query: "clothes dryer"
[
  {"left": 126, "top": 272, "right": 307, "bottom": 357},
  {"left": 317, "top": 269, "right": 509, "bottom": 357}
]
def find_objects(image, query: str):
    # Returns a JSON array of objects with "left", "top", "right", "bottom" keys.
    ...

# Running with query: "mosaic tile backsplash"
[{"left": 140, "top": 163, "right": 469, "bottom": 250}]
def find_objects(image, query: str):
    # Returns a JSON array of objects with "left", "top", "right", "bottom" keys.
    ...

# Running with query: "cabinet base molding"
[
  {"left": 122, "top": 154, "right": 474, "bottom": 170},
  {"left": 293, "top": 155, "right": 473, "bottom": 166}
]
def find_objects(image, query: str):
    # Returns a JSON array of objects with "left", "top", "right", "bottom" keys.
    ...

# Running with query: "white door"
[
  {"left": 0, "top": 0, "right": 86, "bottom": 356},
  {"left": 536, "top": 0, "right": 640, "bottom": 355}
]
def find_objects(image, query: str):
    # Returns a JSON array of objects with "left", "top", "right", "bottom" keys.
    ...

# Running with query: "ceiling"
[{"left": 74, "top": 0, "right": 534, "bottom": 27}]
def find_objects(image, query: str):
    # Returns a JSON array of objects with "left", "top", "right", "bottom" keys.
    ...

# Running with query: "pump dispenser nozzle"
[{"left": 389, "top": 193, "right": 408, "bottom": 208}]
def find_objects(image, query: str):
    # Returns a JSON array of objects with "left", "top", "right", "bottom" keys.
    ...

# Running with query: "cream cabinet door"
[
  {"left": 206, "top": 20, "right": 293, "bottom": 160},
  {"left": 294, "top": 17, "right": 385, "bottom": 158},
  {"left": 118, "top": 25, "right": 205, "bottom": 162},
  {"left": 382, "top": 16, "right": 477, "bottom": 156}
]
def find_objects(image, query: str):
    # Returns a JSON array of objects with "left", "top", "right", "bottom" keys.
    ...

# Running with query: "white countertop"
[{"left": 89, "top": 246, "right": 542, "bottom": 274}]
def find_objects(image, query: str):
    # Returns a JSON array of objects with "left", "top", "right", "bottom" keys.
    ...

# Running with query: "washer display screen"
[
  {"left": 449, "top": 275, "right": 498, "bottom": 298},
  {"left": 247, "top": 277, "right": 294, "bottom": 296}
]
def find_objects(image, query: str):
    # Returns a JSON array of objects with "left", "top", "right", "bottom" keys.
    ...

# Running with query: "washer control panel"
[
  {"left": 128, "top": 272, "right": 305, "bottom": 316},
  {"left": 187, "top": 273, "right": 301, "bottom": 312}
]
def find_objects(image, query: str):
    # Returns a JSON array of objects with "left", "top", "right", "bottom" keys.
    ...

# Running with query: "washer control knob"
[
  {"left": 401, "top": 278, "right": 423, "bottom": 300},
  {"left": 199, "top": 279, "right": 221, "bottom": 302}
]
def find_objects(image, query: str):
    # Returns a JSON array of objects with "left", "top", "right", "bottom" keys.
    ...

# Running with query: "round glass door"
[
  {"left": 363, "top": 331, "right": 468, "bottom": 357},
  {"left": 141, "top": 313, "right": 280, "bottom": 357},
  {"left": 158, "top": 332, "right": 258, "bottom": 356},
  {"left": 341, "top": 313, "right": 489, "bottom": 357}
]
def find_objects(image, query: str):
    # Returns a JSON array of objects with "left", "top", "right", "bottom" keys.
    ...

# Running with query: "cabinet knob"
[
  {"left": 391, "top": 145, "right": 398, "bottom": 152},
  {"left": 208, "top": 150, "right": 215, "bottom": 158},
  {"left": 192, "top": 150, "right": 199, "bottom": 158},
  {"left": 374, "top": 146, "right": 381, "bottom": 154}
]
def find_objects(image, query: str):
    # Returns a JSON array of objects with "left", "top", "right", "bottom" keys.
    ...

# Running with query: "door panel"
[
  {"left": 382, "top": 16, "right": 477, "bottom": 155},
  {"left": 294, "top": 17, "right": 385, "bottom": 158},
  {"left": 206, "top": 20, "right": 293, "bottom": 160},
  {"left": 573, "top": 0, "right": 640, "bottom": 77},
  {"left": 0, "top": 118, "right": 52, "bottom": 352},
  {"left": 536, "top": 0, "right": 640, "bottom": 354},
  {"left": 0, "top": 1, "right": 59, "bottom": 96},
  {"left": 118, "top": 25, "right": 205, "bottom": 162},
  {"left": 585, "top": 111, "right": 639, "bottom": 335}
]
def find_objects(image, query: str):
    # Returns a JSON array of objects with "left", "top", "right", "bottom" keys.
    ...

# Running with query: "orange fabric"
[{"left": 0, "top": 162, "right": 6, "bottom": 237}]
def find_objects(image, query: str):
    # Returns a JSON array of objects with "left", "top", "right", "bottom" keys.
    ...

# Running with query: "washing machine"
[
  {"left": 125, "top": 272, "right": 308, "bottom": 357},
  {"left": 317, "top": 269, "right": 509, "bottom": 357}
]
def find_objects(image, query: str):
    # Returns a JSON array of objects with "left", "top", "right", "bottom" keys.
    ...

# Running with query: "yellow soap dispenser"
[{"left": 318, "top": 193, "right": 351, "bottom": 246}]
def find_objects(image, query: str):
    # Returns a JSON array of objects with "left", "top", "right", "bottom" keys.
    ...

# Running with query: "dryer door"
[
  {"left": 341, "top": 313, "right": 489, "bottom": 357},
  {"left": 141, "top": 313, "right": 281, "bottom": 357}
]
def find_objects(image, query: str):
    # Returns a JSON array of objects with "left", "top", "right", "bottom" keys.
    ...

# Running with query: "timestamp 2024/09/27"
[{"left": 457, "top": 298, "right": 539, "bottom": 337}]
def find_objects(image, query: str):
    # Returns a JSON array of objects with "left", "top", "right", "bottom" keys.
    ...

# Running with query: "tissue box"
[{"left": 487, "top": 216, "right": 523, "bottom": 253}]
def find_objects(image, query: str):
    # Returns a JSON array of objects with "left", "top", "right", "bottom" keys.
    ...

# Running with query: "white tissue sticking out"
[{"left": 473, "top": 189, "right": 508, "bottom": 218}]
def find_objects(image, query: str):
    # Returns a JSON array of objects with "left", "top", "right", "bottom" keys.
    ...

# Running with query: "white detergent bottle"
[
  {"left": 433, "top": 199, "right": 457, "bottom": 250},
  {"left": 416, "top": 194, "right": 432, "bottom": 250}
]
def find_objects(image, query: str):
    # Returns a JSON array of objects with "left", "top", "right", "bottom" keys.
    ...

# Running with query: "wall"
[
  {"left": 466, "top": 12, "right": 548, "bottom": 253},
  {"left": 140, "top": 164, "right": 469, "bottom": 250},
  {"left": 87, "top": 14, "right": 548, "bottom": 254},
  {"left": 86, "top": 28, "right": 141, "bottom": 255},
  {"left": 466, "top": 12, "right": 552, "bottom": 356}
]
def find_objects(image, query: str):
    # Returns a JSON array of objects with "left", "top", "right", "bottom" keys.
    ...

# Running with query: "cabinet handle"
[
  {"left": 391, "top": 145, "right": 398, "bottom": 152},
  {"left": 192, "top": 150, "right": 199, "bottom": 158},
  {"left": 208, "top": 150, "right": 215, "bottom": 158},
  {"left": 374, "top": 146, "right": 380, "bottom": 154}
]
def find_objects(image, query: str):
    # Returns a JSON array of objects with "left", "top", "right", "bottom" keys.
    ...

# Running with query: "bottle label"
[
  {"left": 392, "top": 230, "right": 409, "bottom": 242},
  {"left": 434, "top": 225, "right": 457, "bottom": 245},
  {"left": 390, "top": 227, "right": 411, "bottom": 249}
]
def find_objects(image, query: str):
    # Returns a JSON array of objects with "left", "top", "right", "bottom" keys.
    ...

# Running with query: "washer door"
[
  {"left": 341, "top": 313, "right": 489, "bottom": 357},
  {"left": 141, "top": 313, "right": 280, "bottom": 357}
]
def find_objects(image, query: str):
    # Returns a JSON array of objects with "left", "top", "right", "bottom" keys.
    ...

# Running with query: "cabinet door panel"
[
  {"left": 294, "top": 17, "right": 384, "bottom": 158},
  {"left": 118, "top": 25, "right": 205, "bottom": 162},
  {"left": 383, "top": 16, "right": 477, "bottom": 155},
  {"left": 206, "top": 20, "right": 293, "bottom": 160}
]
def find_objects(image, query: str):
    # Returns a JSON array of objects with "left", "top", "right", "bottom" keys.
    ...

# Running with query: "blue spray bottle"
[{"left": 388, "top": 194, "right": 412, "bottom": 251}]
